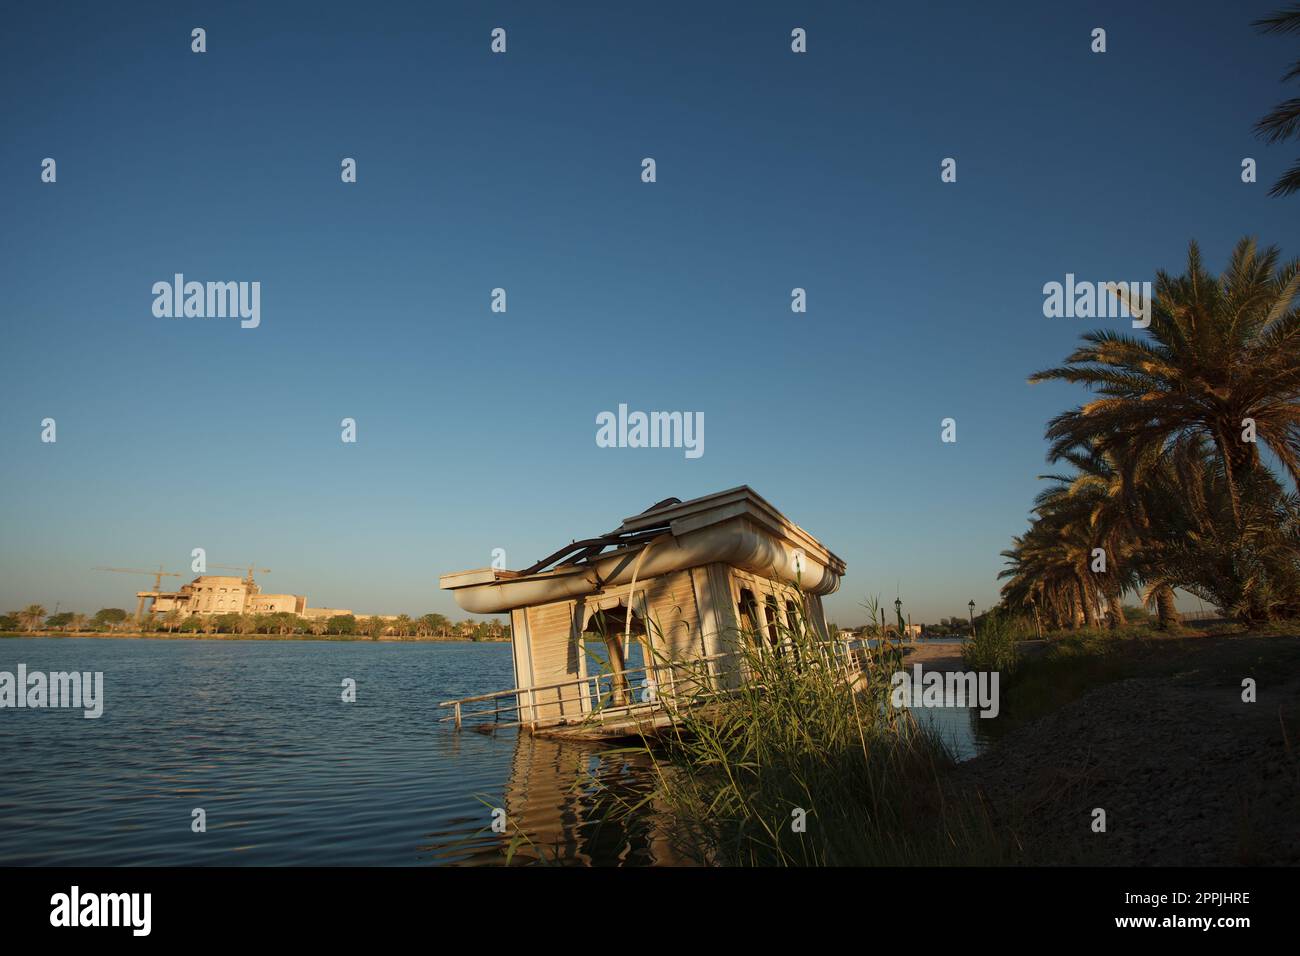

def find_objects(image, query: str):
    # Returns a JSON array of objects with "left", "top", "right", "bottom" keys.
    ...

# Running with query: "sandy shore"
[{"left": 898, "top": 639, "right": 1050, "bottom": 671}]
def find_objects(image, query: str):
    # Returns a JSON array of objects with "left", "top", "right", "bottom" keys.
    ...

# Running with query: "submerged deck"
[{"left": 438, "top": 639, "right": 872, "bottom": 742}]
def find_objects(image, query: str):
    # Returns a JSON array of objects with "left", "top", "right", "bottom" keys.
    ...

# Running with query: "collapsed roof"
[{"left": 440, "top": 486, "right": 845, "bottom": 615}]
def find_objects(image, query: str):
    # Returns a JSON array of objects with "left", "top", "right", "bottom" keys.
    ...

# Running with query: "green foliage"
[
  {"left": 1252, "top": 7, "right": 1300, "bottom": 197},
  {"left": 1151, "top": 464, "right": 1300, "bottom": 623},
  {"left": 961, "top": 609, "right": 1021, "bottom": 672},
  {"left": 327, "top": 614, "right": 357, "bottom": 635},
  {"left": 1007, "top": 239, "right": 1300, "bottom": 627},
  {"left": 634, "top": 593, "right": 1014, "bottom": 866},
  {"left": 8, "top": 601, "right": 502, "bottom": 642},
  {"left": 1122, "top": 603, "right": 1152, "bottom": 623},
  {"left": 419, "top": 613, "right": 450, "bottom": 636}
]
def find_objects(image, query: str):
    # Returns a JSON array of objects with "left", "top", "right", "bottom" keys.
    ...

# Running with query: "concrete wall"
[
  {"left": 247, "top": 593, "right": 299, "bottom": 614},
  {"left": 300, "top": 607, "right": 353, "bottom": 620},
  {"left": 185, "top": 576, "right": 249, "bottom": 615}
]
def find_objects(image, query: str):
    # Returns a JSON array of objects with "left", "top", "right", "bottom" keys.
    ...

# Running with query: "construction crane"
[
  {"left": 211, "top": 564, "right": 271, "bottom": 588},
  {"left": 93, "top": 566, "right": 185, "bottom": 621}
]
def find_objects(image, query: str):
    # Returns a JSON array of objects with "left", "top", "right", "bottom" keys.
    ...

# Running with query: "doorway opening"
[{"left": 583, "top": 603, "right": 648, "bottom": 707}]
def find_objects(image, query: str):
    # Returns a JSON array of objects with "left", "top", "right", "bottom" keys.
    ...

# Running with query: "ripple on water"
[{"left": 0, "top": 638, "right": 675, "bottom": 865}]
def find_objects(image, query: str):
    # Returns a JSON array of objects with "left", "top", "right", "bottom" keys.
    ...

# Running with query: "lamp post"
[
  {"left": 894, "top": 597, "right": 902, "bottom": 641},
  {"left": 967, "top": 600, "right": 976, "bottom": 638}
]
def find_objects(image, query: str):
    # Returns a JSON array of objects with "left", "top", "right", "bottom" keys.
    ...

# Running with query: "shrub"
[{"left": 961, "top": 609, "right": 1020, "bottom": 673}]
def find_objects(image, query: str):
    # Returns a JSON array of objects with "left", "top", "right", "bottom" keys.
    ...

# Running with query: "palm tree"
[
  {"left": 1004, "top": 442, "right": 1187, "bottom": 631},
  {"left": 1030, "top": 238, "right": 1300, "bottom": 526},
  {"left": 1050, "top": 441, "right": 1189, "bottom": 628},
  {"left": 1144, "top": 439, "right": 1300, "bottom": 622},
  {"left": 1000, "top": 521, "right": 1089, "bottom": 630},
  {"left": 1034, "top": 449, "right": 1144, "bottom": 627},
  {"left": 18, "top": 605, "right": 47, "bottom": 631},
  {"left": 1254, "top": 6, "right": 1300, "bottom": 197}
]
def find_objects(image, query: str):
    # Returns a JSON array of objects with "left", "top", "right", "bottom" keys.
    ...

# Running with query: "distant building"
[
  {"left": 300, "top": 606, "right": 355, "bottom": 621},
  {"left": 141, "top": 574, "right": 350, "bottom": 619}
]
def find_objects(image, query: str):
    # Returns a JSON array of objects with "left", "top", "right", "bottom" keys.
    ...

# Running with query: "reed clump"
[
  {"left": 639, "top": 596, "right": 1020, "bottom": 866},
  {"left": 961, "top": 609, "right": 1025, "bottom": 673}
]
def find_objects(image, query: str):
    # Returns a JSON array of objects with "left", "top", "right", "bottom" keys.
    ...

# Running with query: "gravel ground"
[{"left": 950, "top": 637, "right": 1300, "bottom": 865}]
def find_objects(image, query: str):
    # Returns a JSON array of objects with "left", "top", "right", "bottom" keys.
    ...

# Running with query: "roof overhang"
[{"left": 440, "top": 486, "right": 845, "bottom": 614}]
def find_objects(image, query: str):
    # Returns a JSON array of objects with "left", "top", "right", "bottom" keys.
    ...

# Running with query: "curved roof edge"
[{"left": 440, "top": 487, "right": 845, "bottom": 614}]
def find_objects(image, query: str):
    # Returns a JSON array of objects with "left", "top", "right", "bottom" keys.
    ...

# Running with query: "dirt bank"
[{"left": 951, "top": 635, "right": 1300, "bottom": 865}]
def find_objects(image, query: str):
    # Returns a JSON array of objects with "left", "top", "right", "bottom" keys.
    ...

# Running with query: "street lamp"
[
  {"left": 967, "top": 600, "right": 976, "bottom": 637},
  {"left": 894, "top": 597, "right": 903, "bottom": 642}
]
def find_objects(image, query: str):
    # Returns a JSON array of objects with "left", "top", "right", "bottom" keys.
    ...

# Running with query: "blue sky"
[{"left": 2, "top": 0, "right": 1297, "bottom": 625}]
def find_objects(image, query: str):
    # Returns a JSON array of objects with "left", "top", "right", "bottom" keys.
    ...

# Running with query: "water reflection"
[
  {"left": 426, "top": 707, "right": 993, "bottom": 867},
  {"left": 424, "top": 731, "right": 680, "bottom": 866},
  {"left": 907, "top": 706, "right": 993, "bottom": 762}
]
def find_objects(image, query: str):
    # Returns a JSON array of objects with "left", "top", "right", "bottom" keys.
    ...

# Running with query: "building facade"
[{"left": 142, "top": 575, "right": 350, "bottom": 619}]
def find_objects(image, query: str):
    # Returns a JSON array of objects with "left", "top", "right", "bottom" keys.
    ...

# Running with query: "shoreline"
[
  {"left": 0, "top": 631, "right": 509, "bottom": 644},
  {"left": 951, "top": 631, "right": 1300, "bottom": 864}
]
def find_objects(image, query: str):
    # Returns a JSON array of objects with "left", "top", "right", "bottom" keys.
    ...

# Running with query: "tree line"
[
  {"left": 1000, "top": 239, "right": 1300, "bottom": 629},
  {"left": 0, "top": 606, "right": 510, "bottom": 641}
]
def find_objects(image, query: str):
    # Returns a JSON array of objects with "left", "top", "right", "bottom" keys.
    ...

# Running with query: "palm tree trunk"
[
  {"left": 1213, "top": 428, "right": 1245, "bottom": 529},
  {"left": 1107, "top": 594, "right": 1127, "bottom": 628},
  {"left": 1077, "top": 575, "right": 1098, "bottom": 628},
  {"left": 1154, "top": 585, "right": 1181, "bottom": 629}
]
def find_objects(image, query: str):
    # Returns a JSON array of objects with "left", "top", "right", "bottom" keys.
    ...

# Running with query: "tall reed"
[{"left": 634, "top": 590, "right": 1017, "bottom": 866}]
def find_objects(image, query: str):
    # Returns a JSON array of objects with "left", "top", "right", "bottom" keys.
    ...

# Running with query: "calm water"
[
  {"left": 898, "top": 638, "right": 998, "bottom": 761},
  {"left": 0, "top": 637, "right": 670, "bottom": 866},
  {"left": 0, "top": 637, "right": 983, "bottom": 866}
]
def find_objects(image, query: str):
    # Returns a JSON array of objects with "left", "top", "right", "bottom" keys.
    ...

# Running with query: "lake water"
[{"left": 0, "top": 637, "right": 982, "bottom": 866}]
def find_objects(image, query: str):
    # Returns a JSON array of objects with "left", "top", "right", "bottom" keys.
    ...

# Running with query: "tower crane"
[
  {"left": 211, "top": 564, "right": 271, "bottom": 588},
  {"left": 93, "top": 565, "right": 185, "bottom": 621}
]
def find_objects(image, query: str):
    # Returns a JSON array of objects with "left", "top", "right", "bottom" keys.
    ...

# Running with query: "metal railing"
[{"left": 438, "top": 636, "right": 872, "bottom": 732}]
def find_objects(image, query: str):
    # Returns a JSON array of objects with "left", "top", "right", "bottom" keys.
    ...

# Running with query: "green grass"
[
  {"left": 983, "top": 631, "right": 1132, "bottom": 734},
  {"left": 987, "top": 621, "right": 1300, "bottom": 734}
]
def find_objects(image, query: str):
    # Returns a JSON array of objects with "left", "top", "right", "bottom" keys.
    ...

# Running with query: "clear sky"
[{"left": 2, "top": 1, "right": 1297, "bottom": 625}]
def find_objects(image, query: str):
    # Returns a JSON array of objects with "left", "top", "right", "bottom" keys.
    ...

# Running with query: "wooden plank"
[{"left": 524, "top": 600, "right": 581, "bottom": 724}]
